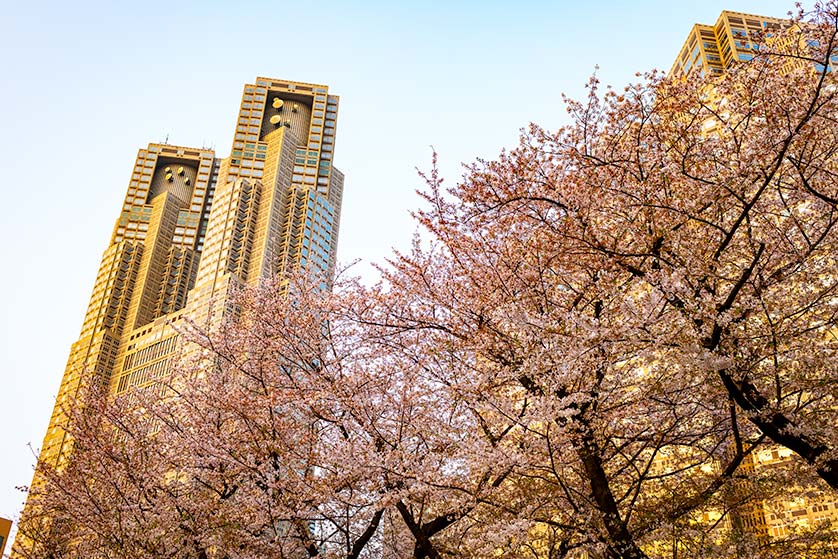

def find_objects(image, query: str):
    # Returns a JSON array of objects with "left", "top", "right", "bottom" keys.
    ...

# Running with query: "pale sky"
[{"left": 0, "top": 0, "right": 795, "bottom": 535}]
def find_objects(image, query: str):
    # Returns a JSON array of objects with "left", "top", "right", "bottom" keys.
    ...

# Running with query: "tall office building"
[
  {"left": 15, "top": 76, "right": 344, "bottom": 555},
  {"left": 669, "top": 12, "right": 838, "bottom": 546},
  {"left": 670, "top": 10, "right": 784, "bottom": 77}
]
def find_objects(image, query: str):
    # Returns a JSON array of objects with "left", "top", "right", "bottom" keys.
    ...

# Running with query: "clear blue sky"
[{"left": 0, "top": 0, "right": 796, "bottom": 531}]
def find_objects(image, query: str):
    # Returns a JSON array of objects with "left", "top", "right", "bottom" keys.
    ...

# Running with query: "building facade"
[
  {"left": 670, "top": 10, "right": 784, "bottom": 78},
  {"left": 0, "top": 517, "right": 11, "bottom": 558},
  {"left": 14, "top": 76, "right": 344, "bottom": 555}
]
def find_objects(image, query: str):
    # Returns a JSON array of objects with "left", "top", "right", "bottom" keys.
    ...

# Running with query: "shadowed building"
[{"left": 0, "top": 517, "right": 11, "bottom": 557}]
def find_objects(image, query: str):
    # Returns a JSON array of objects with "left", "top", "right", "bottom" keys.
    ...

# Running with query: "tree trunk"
[{"left": 573, "top": 425, "right": 648, "bottom": 559}]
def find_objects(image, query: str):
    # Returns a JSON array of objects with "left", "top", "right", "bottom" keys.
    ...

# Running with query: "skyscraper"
[
  {"left": 15, "top": 76, "right": 344, "bottom": 555},
  {"left": 670, "top": 10, "right": 784, "bottom": 78}
]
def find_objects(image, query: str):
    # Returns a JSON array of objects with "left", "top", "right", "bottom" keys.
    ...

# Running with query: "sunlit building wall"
[{"left": 670, "top": 11, "right": 784, "bottom": 77}]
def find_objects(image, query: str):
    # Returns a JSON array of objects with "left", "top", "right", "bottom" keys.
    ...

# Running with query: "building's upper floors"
[{"left": 670, "top": 11, "right": 785, "bottom": 78}]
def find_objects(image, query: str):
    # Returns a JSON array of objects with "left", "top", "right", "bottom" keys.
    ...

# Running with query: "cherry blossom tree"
[
  {"left": 14, "top": 380, "right": 223, "bottom": 559},
  {"left": 17, "top": 277, "right": 514, "bottom": 559},
  {"left": 354, "top": 3, "right": 838, "bottom": 556}
]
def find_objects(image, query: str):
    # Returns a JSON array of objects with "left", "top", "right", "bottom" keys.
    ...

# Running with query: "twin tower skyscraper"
[{"left": 19, "top": 77, "right": 344, "bottom": 530}]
